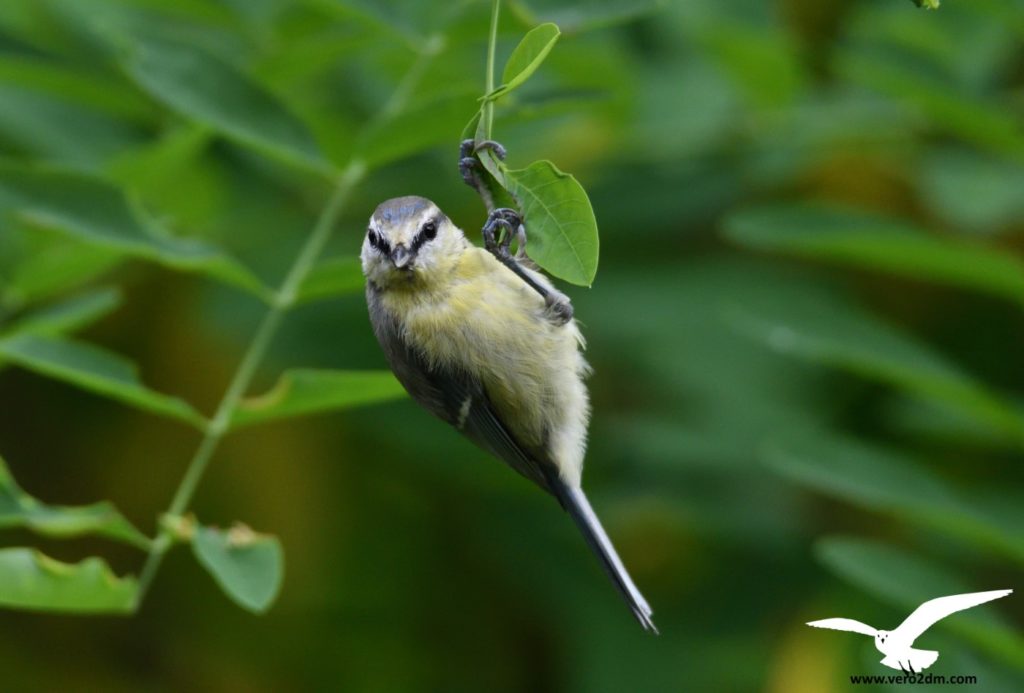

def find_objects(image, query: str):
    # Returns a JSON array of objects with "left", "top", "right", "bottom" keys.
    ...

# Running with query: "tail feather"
[{"left": 558, "top": 485, "right": 657, "bottom": 633}]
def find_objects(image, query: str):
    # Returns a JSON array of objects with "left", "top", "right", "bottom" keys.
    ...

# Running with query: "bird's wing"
[
  {"left": 367, "top": 288, "right": 552, "bottom": 493},
  {"left": 806, "top": 618, "right": 878, "bottom": 636},
  {"left": 894, "top": 589, "right": 1013, "bottom": 644}
]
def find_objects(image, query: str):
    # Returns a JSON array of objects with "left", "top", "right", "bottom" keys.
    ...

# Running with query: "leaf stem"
[
  {"left": 483, "top": 0, "right": 500, "bottom": 138},
  {"left": 133, "top": 161, "right": 365, "bottom": 608}
]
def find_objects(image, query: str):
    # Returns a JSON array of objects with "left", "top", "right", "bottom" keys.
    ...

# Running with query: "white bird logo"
[{"left": 807, "top": 589, "right": 1013, "bottom": 673}]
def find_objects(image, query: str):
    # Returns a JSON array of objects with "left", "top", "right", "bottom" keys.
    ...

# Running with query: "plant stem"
[
  {"left": 133, "top": 161, "right": 366, "bottom": 607},
  {"left": 483, "top": 0, "right": 500, "bottom": 138},
  {"left": 132, "top": 23, "right": 445, "bottom": 611}
]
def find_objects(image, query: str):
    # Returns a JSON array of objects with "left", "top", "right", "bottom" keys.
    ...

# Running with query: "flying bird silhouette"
[{"left": 807, "top": 589, "right": 1013, "bottom": 673}]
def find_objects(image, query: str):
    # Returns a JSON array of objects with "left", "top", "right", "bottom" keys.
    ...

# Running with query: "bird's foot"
[
  {"left": 481, "top": 208, "right": 573, "bottom": 325},
  {"left": 459, "top": 139, "right": 507, "bottom": 211},
  {"left": 481, "top": 207, "right": 521, "bottom": 256},
  {"left": 544, "top": 291, "right": 574, "bottom": 326}
]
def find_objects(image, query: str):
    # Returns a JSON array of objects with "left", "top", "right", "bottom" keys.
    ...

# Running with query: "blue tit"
[{"left": 361, "top": 195, "right": 655, "bottom": 632}]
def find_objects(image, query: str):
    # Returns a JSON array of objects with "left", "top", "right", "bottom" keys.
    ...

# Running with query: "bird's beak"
[{"left": 390, "top": 244, "right": 412, "bottom": 269}]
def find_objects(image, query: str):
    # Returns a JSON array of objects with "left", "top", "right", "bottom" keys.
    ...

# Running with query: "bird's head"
[
  {"left": 875, "top": 630, "right": 890, "bottom": 647},
  {"left": 361, "top": 196, "right": 465, "bottom": 290}
]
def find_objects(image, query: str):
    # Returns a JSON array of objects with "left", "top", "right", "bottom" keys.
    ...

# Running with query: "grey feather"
[
  {"left": 556, "top": 485, "right": 658, "bottom": 633},
  {"left": 367, "top": 282, "right": 657, "bottom": 632}
]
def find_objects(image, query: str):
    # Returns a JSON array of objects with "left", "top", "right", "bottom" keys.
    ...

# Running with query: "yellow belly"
[{"left": 381, "top": 248, "right": 587, "bottom": 465}]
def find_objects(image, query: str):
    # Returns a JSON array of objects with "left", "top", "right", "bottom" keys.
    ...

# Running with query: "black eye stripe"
[
  {"left": 412, "top": 217, "right": 440, "bottom": 251},
  {"left": 367, "top": 229, "right": 390, "bottom": 254}
]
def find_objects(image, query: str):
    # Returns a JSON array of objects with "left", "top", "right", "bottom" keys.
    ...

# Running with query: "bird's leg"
[
  {"left": 460, "top": 139, "right": 506, "bottom": 214},
  {"left": 482, "top": 208, "right": 573, "bottom": 326}
]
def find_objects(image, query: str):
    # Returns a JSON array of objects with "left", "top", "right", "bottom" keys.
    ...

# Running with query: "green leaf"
[
  {"left": 919, "top": 150, "right": 1024, "bottom": 235},
  {"left": 0, "top": 55, "right": 154, "bottom": 124},
  {"left": 0, "top": 333, "right": 206, "bottom": 428},
  {"left": 0, "top": 548, "right": 137, "bottom": 614},
  {"left": 0, "top": 84, "right": 146, "bottom": 170},
  {"left": 121, "top": 35, "right": 330, "bottom": 174},
  {"left": 501, "top": 160, "right": 599, "bottom": 286},
  {"left": 0, "top": 163, "right": 270, "bottom": 301},
  {"left": 816, "top": 537, "right": 1024, "bottom": 669},
  {"left": 764, "top": 433, "right": 1024, "bottom": 564},
  {"left": 192, "top": 524, "right": 283, "bottom": 613},
  {"left": 295, "top": 257, "right": 365, "bottom": 305},
  {"left": 355, "top": 90, "right": 478, "bottom": 169},
  {"left": 723, "top": 290, "right": 1023, "bottom": 440},
  {"left": 231, "top": 369, "right": 406, "bottom": 429},
  {"left": 839, "top": 52, "right": 1024, "bottom": 162},
  {"left": 3, "top": 288, "right": 121, "bottom": 337},
  {"left": 723, "top": 205, "right": 1024, "bottom": 306},
  {"left": 489, "top": 23, "right": 560, "bottom": 99},
  {"left": 0, "top": 454, "right": 150, "bottom": 549},
  {"left": 912, "top": 0, "right": 940, "bottom": 9},
  {"left": 107, "top": 125, "right": 225, "bottom": 232},
  {"left": 1, "top": 236, "right": 122, "bottom": 308},
  {"left": 2, "top": 502, "right": 149, "bottom": 548}
]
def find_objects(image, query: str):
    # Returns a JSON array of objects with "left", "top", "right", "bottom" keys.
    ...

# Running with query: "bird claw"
[
  {"left": 481, "top": 208, "right": 574, "bottom": 326},
  {"left": 482, "top": 207, "right": 521, "bottom": 255},
  {"left": 460, "top": 138, "right": 506, "bottom": 161},
  {"left": 544, "top": 292, "right": 574, "bottom": 326},
  {"left": 459, "top": 139, "right": 507, "bottom": 199}
]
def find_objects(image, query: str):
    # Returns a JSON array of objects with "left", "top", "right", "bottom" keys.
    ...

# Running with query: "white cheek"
[
  {"left": 360, "top": 242, "right": 374, "bottom": 272},
  {"left": 361, "top": 243, "right": 388, "bottom": 279}
]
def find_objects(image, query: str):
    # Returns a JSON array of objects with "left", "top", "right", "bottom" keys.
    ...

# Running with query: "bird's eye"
[
  {"left": 421, "top": 220, "right": 437, "bottom": 240},
  {"left": 367, "top": 230, "right": 380, "bottom": 249}
]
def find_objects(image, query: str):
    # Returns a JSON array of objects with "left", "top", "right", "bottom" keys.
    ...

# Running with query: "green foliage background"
[{"left": 0, "top": 0, "right": 1022, "bottom": 690}]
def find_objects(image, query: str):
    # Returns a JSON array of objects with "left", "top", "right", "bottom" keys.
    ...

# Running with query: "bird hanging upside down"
[{"left": 360, "top": 143, "right": 656, "bottom": 631}]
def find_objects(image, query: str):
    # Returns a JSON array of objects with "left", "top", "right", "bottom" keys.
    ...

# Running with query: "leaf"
[
  {"left": 3, "top": 288, "right": 122, "bottom": 337},
  {"left": 912, "top": 0, "right": 940, "bottom": 9},
  {"left": 723, "top": 204, "right": 1024, "bottom": 306},
  {"left": 501, "top": 160, "right": 599, "bottom": 286},
  {"left": 723, "top": 290, "right": 1023, "bottom": 440},
  {"left": 0, "top": 54, "right": 154, "bottom": 123},
  {"left": 489, "top": 23, "right": 560, "bottom": 99},
  {"left": 884, "top": 395, "right": 1017, "bottom": 448},
  {"left": 0, "top": 454, "right": 150, "bottom": 549},
  {"left": 0, "top": 548, "right": 137, "bottom": 614},
  {"left": 1, "top": 236, "right": 122, "bottom": 307},
  {"left": 919, "top": 150, "right": 1024, "bottom": 235},
  {"left": 231, "top": 369, "right": 406, "bottom": 429},
  {"left": 816, "top": 537, "right": 1024, "bottom": 669},
  {"left": 839, "top": 52, "right": 1024, "bottom": 162},
  {"left": 121, "top": 35, "right": 330, "bottom": 174},
  {"left": 764, "top": 432, "right": 1024, "bottom": 564},
  {"left": 0, "top": 163, "right": 270, "bottom": 300},
  {"left": 295, "top": 256, "right": 365, "bottom": 305},
  {"left": 355, "top": 89, "right": 478, "bottom": 169},
  {"left": 192, "top": 524, "right": 283, "bottom": 613},
  {"left": 0, "top": 333, "right": 205, "bottom": 428},
  {"left": 0, "top": 84, "right": 146, "bottom": 169}
]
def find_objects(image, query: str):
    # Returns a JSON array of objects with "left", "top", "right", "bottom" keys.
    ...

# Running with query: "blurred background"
[{"left": 0, "top": 0, "right": 1022, "bottom": 690}]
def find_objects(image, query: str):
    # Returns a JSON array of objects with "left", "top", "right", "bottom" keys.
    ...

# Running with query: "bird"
[
  {"left": 360, "top": 194, "right": 656, "bottom": 632},
  {"left": 807, "top": 589, "right": 1013, "bottom": 672}
]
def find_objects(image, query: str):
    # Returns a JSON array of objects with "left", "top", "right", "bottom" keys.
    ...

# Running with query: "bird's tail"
[{"left": 557, "top": 485, "right": 657, "bottom": 633}]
